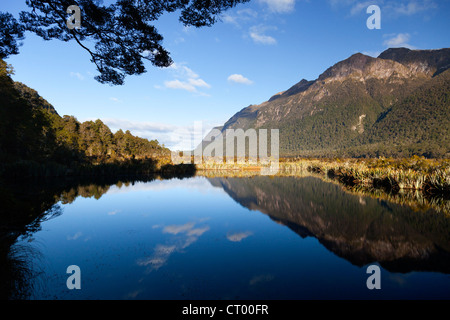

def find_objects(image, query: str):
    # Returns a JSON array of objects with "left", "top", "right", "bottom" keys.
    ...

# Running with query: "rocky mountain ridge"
[{"left": 205, "top": 47, "right": 450, "bottom": 158}]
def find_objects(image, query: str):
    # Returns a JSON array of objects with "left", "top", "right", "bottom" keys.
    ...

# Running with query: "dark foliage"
[
  {"left": 1, "top": 0, "right": 249, "bottom": 85},
  {"left": 0, "top": 12, "right": 25, "bottom": 58},
  {"left": 0, "top": 59, "right": 185, "bottom": 178}
]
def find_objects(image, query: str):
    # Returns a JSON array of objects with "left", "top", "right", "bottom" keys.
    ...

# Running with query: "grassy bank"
[
  {"left": 197, "top": 156, "right": 450, "bottom": 195},
  {"left": 197, "top": 156, "right": 450, "bottom": 216},
  {"left": 279, "top": 157, "right": 450, "bottom": 195}
]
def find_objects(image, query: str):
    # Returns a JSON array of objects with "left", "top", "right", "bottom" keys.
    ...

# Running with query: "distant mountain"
[{"left": 205, "top": 48, "right": 450, "bottom": 158}]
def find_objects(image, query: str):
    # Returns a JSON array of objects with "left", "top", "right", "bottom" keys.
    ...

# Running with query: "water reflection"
[
  {"left": 208, "top": 176, "right": 450, "bottom": 274},
  {"left": 226, "top": 231, "right": 253, "bottom": 242},
  {"left": 1, "top": 173, "right": 449, "bottom": 299},
  {"left": 0, "top": 174, "right": 192, "bottom": 299},
  {"left": 137, "top": 221, "right": 210, "bottom": 272}
]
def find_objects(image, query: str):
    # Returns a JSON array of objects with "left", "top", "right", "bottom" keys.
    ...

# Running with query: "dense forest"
[{"left": 0, "top": 59, "right": 193, "bottom": 178}]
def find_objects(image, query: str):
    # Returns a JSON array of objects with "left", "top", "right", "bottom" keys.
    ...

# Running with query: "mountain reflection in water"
[
  {"left": 207, "top": 176, "right": 450, "bottom": 274},
  {"left": 1, "top": 174, "right": 449, "bottom": 300}
]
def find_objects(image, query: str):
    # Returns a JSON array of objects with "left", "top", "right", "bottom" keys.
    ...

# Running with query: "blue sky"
[{"left": 3, "top": 0, "right": 450, "bottom": 149}]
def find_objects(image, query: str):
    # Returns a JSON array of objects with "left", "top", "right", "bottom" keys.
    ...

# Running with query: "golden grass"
[
  {"left": 196, "top": 156, "right": 450, "bottom": 215},
  {"left": 198, "top": 156, "right": 450, "bottom": 191}
]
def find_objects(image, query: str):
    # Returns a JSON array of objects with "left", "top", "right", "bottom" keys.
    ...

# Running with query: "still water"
[{"left": 1, "top": 175, "right": 449, "bottom": 299}]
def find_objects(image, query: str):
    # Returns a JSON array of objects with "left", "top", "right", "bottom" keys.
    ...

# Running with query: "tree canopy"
[{"left": 0, "top": 0, "right": 249, "bottom": 85}]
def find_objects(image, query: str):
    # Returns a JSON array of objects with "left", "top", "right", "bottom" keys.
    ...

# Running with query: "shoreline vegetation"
[
  {"left": 196, "top": 156, "right": 450, "bottom": 216},
  {"left": 1, "top": 152, "right": 449, "bottom": 216},
  {"left": 196, "top": 156, "right": 450, "bottom": 195}
]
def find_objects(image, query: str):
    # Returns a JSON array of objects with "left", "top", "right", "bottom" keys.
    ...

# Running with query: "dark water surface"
[{"left": 1, "top": 175, "right": 449, "bottom": 299}]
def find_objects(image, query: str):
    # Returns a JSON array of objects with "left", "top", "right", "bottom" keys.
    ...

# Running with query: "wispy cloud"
[
  {"left": 227, "top": 74, "right": 253, "bottom": 85},
  {"left": 109, "top": 97, "right": 122, "bottom": 103},
  {"left": 349, "top": 1, "right": 376, "bottom": 15},
  {"left": 222, "top": 8, "right": 258, "bottom": 27},
  {"left": 168, "top": 62, "right": 199, "bottom": 79},
  {"left": 136, "top": 244, "right": 177, "bottom": 270},
  {"left": 162, "top": 63, "right": 211, "bottom": 94},
  {"left": 383, "top": 33, "right": 415, "bottom": 48},
  {"left": 249, "top": 274, "right": 275, "bottom": 285},
  {"left": 163, "top": 222, "right": 196, "bottom": 235},
  {"left": 70, "top": 72, "right": 84, "bottom": 80},
  {"left": 387, "top": 0, "right": 437, "bottom": 16},
  {"left": 164, "top": 78, "right": 210, "bottom": 93},
  {"left": 249, "top": 25, "right": 277, "bottom": 45},
  {"left": 259, "top": 0, "right": 296, "bottom": 13},
  {"left": 67, "top": 231, "right": 83, "bottom": 240},
  {"left": 101, "top": 118, "right": 220, "bottom": 151},
  {"left": 137, "top": 221, "right": 210, "bottom": 272},
  {"left": 103, "top": 118, "right": 176, "bottom": 134},
  {"left": 227, "top": 231, "right": 253, "bottom": 242},
  {"left": 332, "top": 0, "right": 438, "bottom": 17}
]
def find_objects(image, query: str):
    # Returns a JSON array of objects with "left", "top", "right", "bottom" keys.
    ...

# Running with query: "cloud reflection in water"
[{"left": 137, "top": 221, "right": 210, "bottom": 272}]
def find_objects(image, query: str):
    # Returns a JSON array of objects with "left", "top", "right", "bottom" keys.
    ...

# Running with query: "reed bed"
[
  {"left": 197, "top": 156, "right": 450, "bottom": 194},
  {"left": 278, "top": 156, "right": 450, "bottom": 195},
  {"left": 197, "top": 156, "right": 450, "bottom": 215}
]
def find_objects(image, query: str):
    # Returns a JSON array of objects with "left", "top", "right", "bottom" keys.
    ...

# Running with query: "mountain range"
[{"left": 204, "top": 47, "right": 450, "bottom": 158}]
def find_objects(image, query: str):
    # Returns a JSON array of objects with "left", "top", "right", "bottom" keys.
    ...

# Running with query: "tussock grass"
[
  {"left": 197, "top": 156, "right": 450, "bottom": 215},
  {"left": 278, "top": 156, "right": 450, "bottom": 195},
  {"left": 198, "top": 156, "right": 450, "bottom": 194}
]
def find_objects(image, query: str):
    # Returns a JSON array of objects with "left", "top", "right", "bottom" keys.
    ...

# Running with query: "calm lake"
[{"left": 1, "top": 175, "right": 449, "bottom": 300}]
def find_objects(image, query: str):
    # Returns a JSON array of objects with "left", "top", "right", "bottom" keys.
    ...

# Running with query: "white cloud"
[
  {"left": 332, "top": 0, "right": 438, "bottom": 16},
  {"left": 164, "top": 78, "right": 211, "bottom": 93},
  {"left": 187, "top": 226, "right": 210, "bottom": 237},
  {"left": 164, "top": 79, "right": 197, "bottom": 92},
  {"left": 222, "top": 8, "right": 258, "bottom": 27},
  {"left": 383, "top": 33, "right": 415, "bottom": 48},
  {"left": 227, "top": 231, "right": 253, "bottom": 242},
  {"left": 388, "top": 0, "right": 437, "bottom": 15},
  {"left": 67, "top": 231, "right": 83, "bottom": 240},
  {"left": 350, "top": 1, "right": 376, "bottom": 15},
  {"left": 222, "top": 13, "right": 238, "bottom": 25},
  {"left": 188, "top": 78, "right": 211, "bottom": 88},
  {"left": 137, "top": 221, "right": 210, "bottom": 272},
  {"left": 103, "top": 118, "right": 175, "bottom": 134},
  {"left": 101, "top": 118, "right": 221, "bottom": 151},
  {"left": 174, "top": 37, "right": 185, "bottom": 44},
  {"left": 163, "top": 63, "right": 211, "bottom": 94},
  {"left": 163, "top": 222, "right": 196, "bottom": 235},
  {"left": 70, "top": 72, "right": 84, "bottom": 80},
  {"left": 109, "top": 97, "right": 122, "bottom": 103},
  {"left": 168, "top": 63, "right": 199, "bottom": 79},
  {"left": 249, "top": 25, "right": 277, "bottom": 45},
  {"left": 228, "top": 74, "right": 253, "bottom": 85},
  {"left": 259, "top": 0, "right": 296, "bottom": 13}
]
